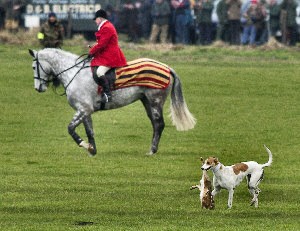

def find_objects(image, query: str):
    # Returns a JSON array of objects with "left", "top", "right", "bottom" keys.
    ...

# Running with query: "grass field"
[{"left": 1, "top": 42, "right": 300, "bottom": 230}]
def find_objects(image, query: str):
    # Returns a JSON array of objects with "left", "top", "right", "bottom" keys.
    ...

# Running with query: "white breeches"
[{"left": 96, "top": 66, "right": 110, "bottom": 77}]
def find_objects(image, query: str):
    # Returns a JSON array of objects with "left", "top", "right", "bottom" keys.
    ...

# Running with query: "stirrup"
[{"left": 101, "top": 93, "right": 112, "bottom": 103}]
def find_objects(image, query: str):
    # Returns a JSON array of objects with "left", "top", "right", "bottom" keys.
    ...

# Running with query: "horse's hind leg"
[{"left": 141, "top": 97, "right": 165, "bottom": 155}]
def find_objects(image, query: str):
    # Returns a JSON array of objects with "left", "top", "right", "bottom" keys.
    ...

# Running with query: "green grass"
[{"left": 1, "top": 43, "right": 300, "bottom": 230}]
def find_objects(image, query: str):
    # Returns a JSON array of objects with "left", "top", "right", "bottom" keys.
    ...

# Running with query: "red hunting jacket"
[{"left": 89, "top": 20, "right": 127, "bottom": 67}]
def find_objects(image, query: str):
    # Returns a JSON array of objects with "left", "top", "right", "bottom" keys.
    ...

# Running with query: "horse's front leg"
[{"left": 68, "top": 111, "right": 96, "bottom": 156}]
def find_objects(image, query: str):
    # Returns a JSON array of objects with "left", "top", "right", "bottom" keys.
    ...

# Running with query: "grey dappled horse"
[{"left": 29, "top": 48, "right": 196, "bottom": 156}]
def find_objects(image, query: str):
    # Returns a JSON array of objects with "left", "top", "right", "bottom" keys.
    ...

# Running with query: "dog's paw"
[{"left": 250, "top": 199, "right": 256, "bottom": 206}]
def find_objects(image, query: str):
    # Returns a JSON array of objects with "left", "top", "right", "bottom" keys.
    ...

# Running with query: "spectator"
[
  {"left": 226, "top": 0, "right": 242, "bottom": 45},
  {"left": 105, "top": 4, "right": 118, "bottom": 27},
  {"left": 216, "top": 0, "right": 229, "bottom": 42},
  {"left": 0, "top": 4, "right": 5, "bottom": 30},
  {"left": 240, "top": 0, "right": 251, "bottom": 25},
  {"left": 2, "top": 0, "right": 15, "bottom": 31},
  {"left": 171, "top": 0, "right": 192, "bottom": 44},
  {"left": 268, "top": 0, "right": 281, "bottom": 37},
  {"left": 123, "top": 0, "right": 140, "bottom": 42},
  {"left": 194, "top": 0, "right": 214, "bottom": 45},
  {"left": 189, "top": 0, "right": 198, "bottom": 44},
  {"left": 13, "top": 0, "right": 26, "bottom": 29},
  {"left": 149, "top": 0, "right": 171, "bottom": 43},
  {"left": 280, "top": 0, "right": 297, "bottom": 46},
  {"left": 139, "top": 0, "right": 154, "bottom": 40},
  {"left": 37, "top": 12, "right": 64, "bottom": 48},
  {"left": 255, "top": 0, "right": 268, "bottom": 45},
  {"left": 241, "top": 0, "right": 260, "bottom": 45}
]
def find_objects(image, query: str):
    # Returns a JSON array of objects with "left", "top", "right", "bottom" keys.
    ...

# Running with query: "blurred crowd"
[
  {"left": 109, "top": 0, "right": 299, "bottom": 46},
  {"left": 0, "top": 0, "right": 299, "bottom": 46}
]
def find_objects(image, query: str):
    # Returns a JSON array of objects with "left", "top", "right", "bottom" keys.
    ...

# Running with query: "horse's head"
[{"left": 29, "top": 49, "right": 54, "bottom": 93}]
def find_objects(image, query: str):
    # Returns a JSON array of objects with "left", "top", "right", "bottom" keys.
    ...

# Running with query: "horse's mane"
[{"left": 40, "top": 48, "right": 79, "bottom": 61}]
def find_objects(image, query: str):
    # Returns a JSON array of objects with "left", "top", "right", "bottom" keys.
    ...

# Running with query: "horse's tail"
[{"left": 169, "top": 69, "right": 196, "bottom": 131}]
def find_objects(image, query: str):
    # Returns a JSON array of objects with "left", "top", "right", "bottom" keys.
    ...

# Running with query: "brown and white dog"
[
  {"left": 201, "top": 145, "right": 273, "bottom": 209},
  {"left": 191, "top": 158, "right": 215, "bottom": 209}
]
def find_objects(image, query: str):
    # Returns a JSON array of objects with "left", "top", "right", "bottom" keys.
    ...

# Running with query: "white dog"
[{"left": 201, "top": 145, "right": 272, "bottom": 209}]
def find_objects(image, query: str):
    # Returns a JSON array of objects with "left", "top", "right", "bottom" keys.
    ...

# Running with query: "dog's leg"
[
  {"left": 228, "top": 189, "right": 234, "bottom": 209},
  {"left": 249, "top": 187, "right": 256, "bottom": 206},
  {"left": 254, "top": 197, "right": 259, "bottom": 208},
  {"left": 211, "top": 185, "right": 221, "bottom": 207},
  {"left": 212, "top": 185, "right": 221, "bottom": 197},
  {"left": 250, "top": 187, "right": 261, "bottom": 207},
  {"left": 249, "top": 186, "right": 255, "bottom": 201},
  {"left": 250, "top": 187, "right": 262, "bottom": 207},
  {"left": 249, "top": 170, "right": 264, "bottom": 207}
]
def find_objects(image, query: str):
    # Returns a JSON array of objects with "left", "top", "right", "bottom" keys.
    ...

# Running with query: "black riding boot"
[
  {"left": 92, "top": 67, "right": 115, "bottom": 103},
  {"left": 98, "top": 75, "right": 112, "bottom": 103}
]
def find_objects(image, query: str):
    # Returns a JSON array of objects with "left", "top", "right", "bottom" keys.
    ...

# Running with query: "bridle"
[
  {"left": 34, "top": 55, "right": 52, "bottom": 84},
  {"left": 33, "top": 53, "right": 91, "bottom": 95}
]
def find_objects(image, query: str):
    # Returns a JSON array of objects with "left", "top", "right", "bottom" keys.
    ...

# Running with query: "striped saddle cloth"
[{"left": 113, "top": 58, "right": 171, "bottom": 90}]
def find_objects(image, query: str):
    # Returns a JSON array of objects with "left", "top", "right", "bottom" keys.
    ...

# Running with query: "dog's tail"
[{"left": 262, "top": 145, "right": 273, "bottom": 168}]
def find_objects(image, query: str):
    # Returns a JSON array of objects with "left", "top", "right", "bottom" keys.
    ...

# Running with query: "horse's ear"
[{"left": 29, "top": 49, "right": 37, "bottom": 58}]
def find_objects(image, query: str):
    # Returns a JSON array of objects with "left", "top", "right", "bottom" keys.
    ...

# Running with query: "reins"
[
  {"left": 57, "top": 54, "right": 91, "bottom": 96},
  {"left": 35, "top": 52, "right": 92, "bottom": 96}
]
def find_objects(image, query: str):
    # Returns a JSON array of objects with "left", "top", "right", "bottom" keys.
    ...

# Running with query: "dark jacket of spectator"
[
  {"left": 195, "top": 0, "right": 214, "bottom": 24},
  {"left": 269, "top": 0, "right": 281, "bottom": 35},
  {"left": 280, "top": 0, "right": 297, "bottom": 27},
  {"left": 151, "top": 0, "right": 171, "bottom": 26},
  {"left": 217, "top": 0, "right": 229, "bottom": 24}
]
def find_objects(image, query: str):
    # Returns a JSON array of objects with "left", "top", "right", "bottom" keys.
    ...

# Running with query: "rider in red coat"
[{"left": 89, "top": 9, "right": 127, "bottom": 102}]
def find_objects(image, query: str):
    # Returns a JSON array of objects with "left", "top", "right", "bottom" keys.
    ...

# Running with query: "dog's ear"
[{"left": 213, "top": 157, "right": 219, "bottom": 164}]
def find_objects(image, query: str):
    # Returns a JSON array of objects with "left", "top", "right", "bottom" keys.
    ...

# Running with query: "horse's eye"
[{"left": 33, "top": 67, "right": 36, "bottom": 70}]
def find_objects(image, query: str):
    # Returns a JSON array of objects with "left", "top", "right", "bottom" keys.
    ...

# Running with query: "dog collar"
[{"left": 213, "top": 163, "right": 222, "bottom": 172}]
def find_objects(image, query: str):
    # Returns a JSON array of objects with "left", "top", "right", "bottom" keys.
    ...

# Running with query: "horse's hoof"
[
  {"left": 88, "top": 145, "right": 97, "bottom": 156},
  {"left": 146, "top": 151, "right": 155, "bottom": 156},
  {"left": 80, "top": 141, "right": 97, "bottom": 156}
]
